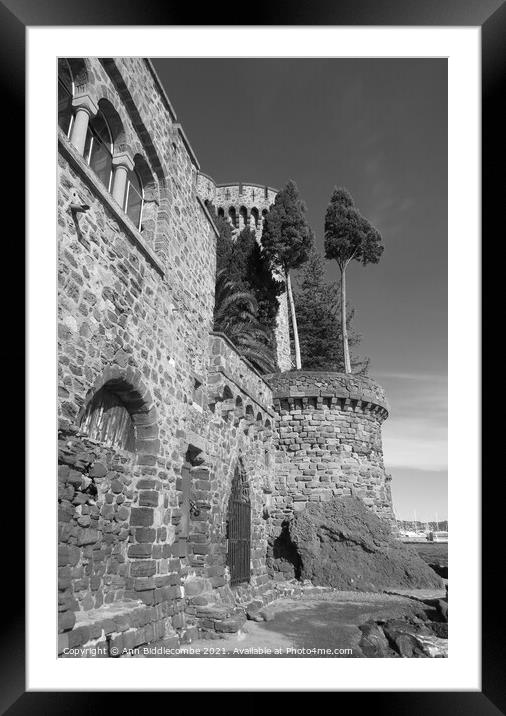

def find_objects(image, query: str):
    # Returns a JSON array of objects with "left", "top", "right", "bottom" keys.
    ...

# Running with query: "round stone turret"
[{"left": 267, "top": 371, "right": 396, "bottom": 528}]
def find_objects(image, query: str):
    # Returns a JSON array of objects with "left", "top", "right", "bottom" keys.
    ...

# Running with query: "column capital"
[
  {"left": 112, "top": 151, "right": 135, "bottom": 172},
  {"left": 71, "top": 93, "right": 99, "bottom": 117}
]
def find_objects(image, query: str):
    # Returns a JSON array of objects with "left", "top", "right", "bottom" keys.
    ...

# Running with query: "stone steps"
[{"left": 59, "top": 599, "right": 177, "bottom": 657}]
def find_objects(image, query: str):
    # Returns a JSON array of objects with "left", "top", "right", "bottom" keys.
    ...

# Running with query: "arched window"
[
  {"left": 79, "top": 385, "right": 135, "bottom": 452},
  {"left": 84, "top": 110, "right": 113, "bottom": 191},
  {"left": 228, "top": 206, "right": 237, "bottom": 227},
  {"left": 251, "top": 207, "right": 259, "bottom": 227},
  {"left": 124, "top": 168, "right": 144, "bottom": 230},
  {"left": 58, "top": 59, "right": 74, "bottom": 136},
  {"left": 239, "top": 206, "right": 248, "bottom": 226},
  {"left": 217, "top": 207, "right": 225, "bottom": 218}
]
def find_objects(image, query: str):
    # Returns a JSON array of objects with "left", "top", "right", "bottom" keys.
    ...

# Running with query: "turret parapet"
[
  {"left": 197, "top": 173, "right": 277, "bottom": 232},
  {"left": 267, "top": 371, "right": 389, "bottom": 419},
  {"left": 266, "top": 370, "right": 396, "bottom": 536}
]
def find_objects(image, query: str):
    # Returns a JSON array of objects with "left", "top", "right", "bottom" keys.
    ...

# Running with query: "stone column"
[
  {"left": 111, "top": 151, "right": 135, "bottom": 208},
  {"left": 69, "top": 94, "right": 98, "bottom": 156}
]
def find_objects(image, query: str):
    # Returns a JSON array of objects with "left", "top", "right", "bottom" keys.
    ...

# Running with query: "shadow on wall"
[{"left": 269, "top": 521, "right": 302, "bottom": 581}]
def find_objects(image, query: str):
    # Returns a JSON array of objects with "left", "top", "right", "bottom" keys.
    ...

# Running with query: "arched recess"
[
  {"left": 83, "top": 98, "right": 129, "bottom": 193},
  {"left": 250, "top": 207, "right": 259, "bottom": 228},
  {"left": 239, "top": 206, "right": 248, "bottom": 227},
  {"left": 58, "top": 57, "right": 91, "bottom": 136},
  {"left": 227, "top": 459, "right": 251, "bottom": 587},
  {"left": 228, "top": 206, "right": 237, "bottom": 227},
  {"left": 78, "top": 368, "right": 159, "bottom": 456},
  {"left": 217, "top": 207, "right": 225, "bottom": 219},
  {"left": 128, "top": 153, "right": 158, "bottom": 241},
  {"left": 96, "top": 97, "right": 128, "bottom": 151},
  {"left": 67, "top": 58, "right": 90, "bottom": 92}
]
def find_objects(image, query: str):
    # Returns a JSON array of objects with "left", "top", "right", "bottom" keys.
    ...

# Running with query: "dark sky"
[{"left": 152, "top": 58, "right": 448, "bottom": 521}]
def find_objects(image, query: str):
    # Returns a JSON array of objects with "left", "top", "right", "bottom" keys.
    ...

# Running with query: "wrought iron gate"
[{"left": 227, "top": 465, "right": 251, "bottom": 586}]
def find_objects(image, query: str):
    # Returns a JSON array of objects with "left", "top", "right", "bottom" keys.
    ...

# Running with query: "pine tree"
[
  {"left": 295, "top": 248, "right": 369, "bottom": 373},
  {"left": 324, "top": 188, "right": 383, "bottom": 373}
]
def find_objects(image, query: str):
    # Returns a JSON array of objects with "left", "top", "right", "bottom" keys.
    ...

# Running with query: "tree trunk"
[
  {"left": 286, "top": 270, "right": 302, "bottom": 370},
  {"left": 340, "top": 266, "right": 351, "bottom": 373}
]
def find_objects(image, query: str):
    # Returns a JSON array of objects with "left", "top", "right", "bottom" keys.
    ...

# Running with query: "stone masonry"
[
  {"left": 57, "top": 57, "right": 396, "bottom": 657},
  {"left": 265, "top": 371, "right": 396, "bottom": 579}
]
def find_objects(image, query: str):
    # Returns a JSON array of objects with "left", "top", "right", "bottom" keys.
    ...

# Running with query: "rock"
[
  {"left": 382, "top": 619, "right": 429, "bottom": 658},
  {"left": 287, "top": 497, "right": 444, "bottom": 592},
  {"left": 428, "top": 563, "right": 448, "bottom": 579},
  {"left": 89, "top": 462, "right": 108, "bottom": 478},
  {"left": 245, "top": 600, "right": 263, "bottom": 620},
  {"left": 416, "top": 634, "right": 448, "bottom": 658},
  {"left": 428, "top": 621, "right": 448, "bottom": 639},
  {"left": 194, "top": 605, "right": 230, "bottom": 620},
  {"left": 259, "top": 608, "right": 274, "bottom": 622},
  {"left": 214, "top": 614, "right": 246, "bottom": 633},
  {"left": 436, "top": 599, "right": 448, "bottom": 622},
  {"left": 358, "top": 620, "right": 395, "bottom": 658},
  {"left": 67, "top": 469, "right": 84, "bottom": 487}
]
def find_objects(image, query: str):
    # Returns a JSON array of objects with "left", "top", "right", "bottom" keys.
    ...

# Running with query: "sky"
[{"left": 152, "top": 58, "right": 448, "bottom": 521}]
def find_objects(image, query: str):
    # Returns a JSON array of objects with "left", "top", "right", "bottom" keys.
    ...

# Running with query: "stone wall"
[
  {"left": 265, "top": 371, "right": 396, "bottom": 578},
  {"left": 179, "top": 334, "right": 277, "bottom": 619},
  {"left": 58, "top": 58, "right": 281, "bottom": 653}
]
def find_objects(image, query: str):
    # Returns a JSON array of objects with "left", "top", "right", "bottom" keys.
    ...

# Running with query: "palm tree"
[{"left": 214, "top": 269, "right": 277, "bottom": 374}]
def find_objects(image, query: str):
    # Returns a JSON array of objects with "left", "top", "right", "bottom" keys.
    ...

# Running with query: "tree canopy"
[
  {"left": 324, "top": 187, "right": 383, "bottom": 269},
  {"left": 324, "top": 187, "right": 383, "bottom": 373},
  {"left": 261, "top": 180, "right": 313, "bottom": 273}
]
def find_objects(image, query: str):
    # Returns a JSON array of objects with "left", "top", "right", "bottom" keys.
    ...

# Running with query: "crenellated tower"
[{"left": 197, "top": 173, "right": 292, "bottom": 372}]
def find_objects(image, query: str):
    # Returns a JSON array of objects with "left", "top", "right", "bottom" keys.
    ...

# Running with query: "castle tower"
[
  {"left": 197, "top": 173, "right": 292, "bottom": 372},
  {"left": 266, "top": 370, "right": 396, "bottom": 541}
]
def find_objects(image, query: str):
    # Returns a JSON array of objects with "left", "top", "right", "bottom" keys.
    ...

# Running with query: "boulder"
[
  {"left": 287, "top": 497, "right": 444, "bottom": 592},
  {"left": 245, "top": 600, "right": 263, "bottom": 620},
  {"left": 358, "top": 620, "right": 396, "bottom": 658}
]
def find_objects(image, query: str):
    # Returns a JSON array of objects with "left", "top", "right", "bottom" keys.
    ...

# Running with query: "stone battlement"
[
  {"left": 197, "top": 173, "right": 278, "bottom": 215},
  {"left": 267, "top": 371, "right": 389, "bottom": 418}
]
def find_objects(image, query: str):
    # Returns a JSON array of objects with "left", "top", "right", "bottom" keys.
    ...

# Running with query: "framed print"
[{"left": 3, "top": 0, "right": 502, "bottom": 708}]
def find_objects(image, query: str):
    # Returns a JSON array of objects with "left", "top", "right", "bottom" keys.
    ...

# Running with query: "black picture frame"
[{"left": 4, "top": 0, "right": 502, "bottom": 709}]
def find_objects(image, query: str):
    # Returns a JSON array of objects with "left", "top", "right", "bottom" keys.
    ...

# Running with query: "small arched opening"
[
  {"left": 78, "top": 376, "right": 158, "bottom": 455},
  {"left": 228, "top": 206, "right": 237, "bottom": 227}
]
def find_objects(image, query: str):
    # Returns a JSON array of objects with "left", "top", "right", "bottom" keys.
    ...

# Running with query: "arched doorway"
[{"left": 227, "top": 462, "right": 251, "bottom": 586}]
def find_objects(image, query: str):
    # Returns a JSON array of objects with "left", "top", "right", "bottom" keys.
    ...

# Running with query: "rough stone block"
[
  {"left": 130, "top": 507, "right": 154, "bottom": 527},
  {"left": 139, "top": 490, "right": 159, "bottom": 507}
]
